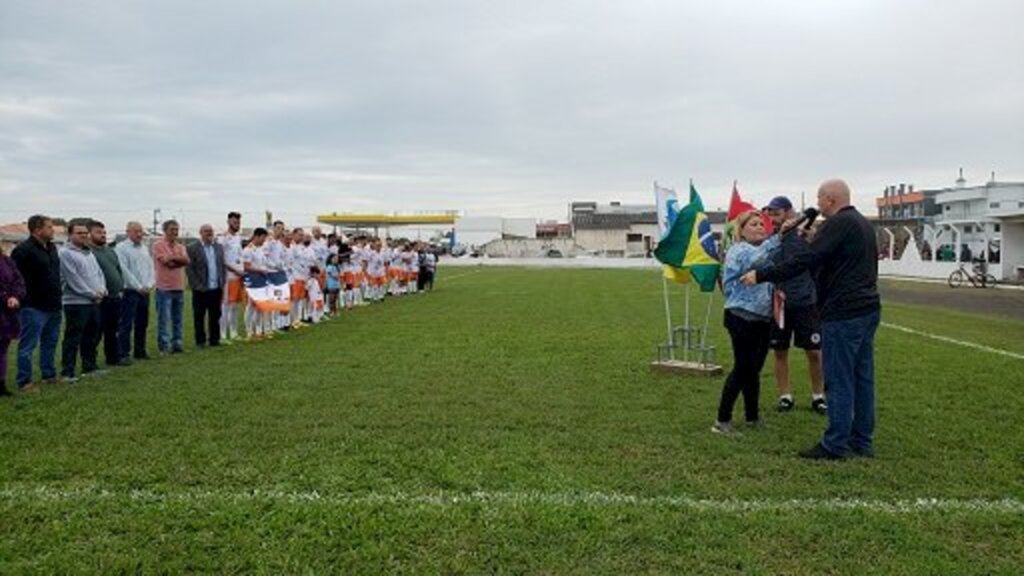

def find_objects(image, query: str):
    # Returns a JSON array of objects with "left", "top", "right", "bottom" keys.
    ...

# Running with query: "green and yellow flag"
[{"left": 653, "top": 183, "right": 721, "bottom": 292}]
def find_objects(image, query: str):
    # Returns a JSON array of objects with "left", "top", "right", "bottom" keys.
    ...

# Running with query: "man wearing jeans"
[
  {"left": 115, "top": 221, "right": 155, "bottom": 360},
  {"left": 152, "top": 220, "right": 189, "bottom": 354},
  {"left": 59, "top": 220, "right": 107, "bottom": 382},
  {"left": 185, "top": 224, "right": 226, "bottom": 348},
  {"left": 11, "top": 215, "right": 63, "bottom": 391},
  {"left": 742, "top": 179, "right": 880, "bottom": 460}
]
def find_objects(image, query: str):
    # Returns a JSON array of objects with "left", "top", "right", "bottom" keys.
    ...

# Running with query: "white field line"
[
  {"left": 0, "top": 485, "right": 1020, "bottom": 514},
  {"left": 881, "top": 322, "right": 1024, "bottom": 361}
]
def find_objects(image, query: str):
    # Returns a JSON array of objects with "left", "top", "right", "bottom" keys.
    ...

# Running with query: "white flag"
[{"left": 654, "top": 183, "right": 680, "bottom": 239}]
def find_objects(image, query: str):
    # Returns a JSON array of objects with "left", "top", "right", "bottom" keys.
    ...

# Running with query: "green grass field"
[{"left": 2, "top": 267, "right": 1022, "bottom": 574}]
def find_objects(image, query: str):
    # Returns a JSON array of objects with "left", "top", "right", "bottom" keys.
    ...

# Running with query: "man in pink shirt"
[{"left": 152, "top": 220, "right": 190, "bottom": 353}]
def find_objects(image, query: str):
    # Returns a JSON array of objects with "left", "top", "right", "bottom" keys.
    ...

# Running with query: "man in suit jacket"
[{"left": 186, "top": 224, "right": 227, "bottom": 347}]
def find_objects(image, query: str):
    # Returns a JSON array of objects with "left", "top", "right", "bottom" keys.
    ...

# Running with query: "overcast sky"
[{"left": 2, "top": 0, "right": 1022, "bottom": 231}]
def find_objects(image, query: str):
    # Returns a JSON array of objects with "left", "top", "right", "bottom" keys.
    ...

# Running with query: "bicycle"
[{"left": 947, "top": 260, "right": 998, "bottom": 289}]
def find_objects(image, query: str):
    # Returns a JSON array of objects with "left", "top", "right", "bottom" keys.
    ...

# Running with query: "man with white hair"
[
  {"left": 743, "top": 179, "right": 881, "bottom": 460},
  {"left": 185, "top": 224, "right": 226, "bottom": 348},
  {"left": 116, "top": 221, "right": 154, "bottom": 361}
]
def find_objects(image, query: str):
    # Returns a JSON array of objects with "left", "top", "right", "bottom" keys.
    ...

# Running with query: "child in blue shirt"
[{"left": 325, "top": 254, "right": 341, "bottom": 316}]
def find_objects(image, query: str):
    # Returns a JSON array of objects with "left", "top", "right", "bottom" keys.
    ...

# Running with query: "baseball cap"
[{"left": 763, "top": 196, "right": 793, "bottom": 211}]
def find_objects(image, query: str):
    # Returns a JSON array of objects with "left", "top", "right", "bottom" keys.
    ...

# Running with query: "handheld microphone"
[{"left": 781, "top": 207, "right": 819, "bottom": 235}]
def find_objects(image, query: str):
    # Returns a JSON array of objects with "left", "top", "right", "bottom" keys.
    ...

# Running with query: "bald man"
[
  {"left": 742, "top": 179, "right": 881, "bottom": 460},
  {"left": 186, "top": 224, "right": 227, "bottom": 347}
]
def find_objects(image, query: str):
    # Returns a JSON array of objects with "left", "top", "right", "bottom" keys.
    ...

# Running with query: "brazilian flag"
[{"left": 654, "top": 183, "right": 721, "bottom": 292}]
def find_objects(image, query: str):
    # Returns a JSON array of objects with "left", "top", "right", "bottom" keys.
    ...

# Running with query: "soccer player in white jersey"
[
  {"left": 404, "top": 244, "right": 419, "bottom": 294},
  {"left": 241, "top": 228, "right": 271, "bottom": 339},
  {"left": 355, "top": 239, "right": 371, "bottom": 304},
  {"left": 279, "top": 231, "right": 298, "bottom": 328},
  {"left": 297, "top": 232, "right": 320, "bottom": 323},
  {"left": 387, "top": 242, "right": 403, "bottom": 295},
  {"left": 310, "top": 226, "right": 329, "bottom": 269},
  {"left": 217, "top": 211, "right": 245, "bottom": 342},
  {"left": 341, "top": 254, "right": 359, "bottom": 309},
  {"left": 283, "top": 228, "right": 303, "bottom": 326},
  {"left": 264, "top": 221, "right": 289, "bottom": 330}
]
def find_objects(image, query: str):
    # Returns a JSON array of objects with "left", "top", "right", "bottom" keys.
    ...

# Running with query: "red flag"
[
  {"left": 727, "top": 181, "right": 774, "bottom": 234},
  {"left": 727, "top": 182, "right": 757, "bottom": 221}
]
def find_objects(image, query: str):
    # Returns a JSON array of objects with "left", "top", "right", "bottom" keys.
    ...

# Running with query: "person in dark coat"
[
  {"left": 11, "top": 215, "right": 63, "bottom": 391},
  {"left": 185, "top": 224, "right": 227, "bottom": 347},
  {"left": 0, "top": 245, "right": 27, "bottom": 396}
]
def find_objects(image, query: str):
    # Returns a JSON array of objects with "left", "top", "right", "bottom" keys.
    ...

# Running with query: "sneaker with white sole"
[
  {"left": 811, "top": 397, "right": 828, "bottom": 415},
  {"left": 710, "top": 422, "right": 742, "bottom": 436}
]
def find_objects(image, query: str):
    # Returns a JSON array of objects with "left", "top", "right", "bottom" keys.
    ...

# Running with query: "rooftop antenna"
[{"left": 956, "top": 167, "right": 966, "bottom": 188}]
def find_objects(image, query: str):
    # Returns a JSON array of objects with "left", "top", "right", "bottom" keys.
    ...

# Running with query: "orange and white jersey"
[
  {"left": 367, "top": 250, "right": 385, "bottom": 278},
  {"left": 279, "top": 243, "right": 296, "bottom": 281},
  {"left": 264, "top": 238, "right": 286, "bottom": 272},
  {"left": 217, "top": 232, "right": 244, "bottom": 278},
  {"left": 341, "top": 262, "right": 358, "bottom": 286},
  {"left": 290, "top": 244, "right": 315, "bottom": 281},
  {"left": 242, "top": 244, "right": 268, "bottom": 272}
]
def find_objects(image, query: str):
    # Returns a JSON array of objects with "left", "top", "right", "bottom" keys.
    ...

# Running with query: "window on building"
[
  {"left": 963, "top": 225, "right": 973, "bottom": 233},
  {"left": 626, "top": 233, "right": 642, "bottom": 242},
  {"left": 990, "top": 202, "right": 1000, "bottom": 209},
  {"left": 995, "top": 224, "right": 1001, "bottom": 232},
  {"left": 944, "top": 205, "right": 951, "bottom": 211}
]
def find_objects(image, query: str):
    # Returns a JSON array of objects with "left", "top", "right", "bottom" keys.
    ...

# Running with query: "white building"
[
  {"left": 454, "top": 216, "right": 536, "bottom": 249},
  {"left": 571, "top": 201, "right": 727, "bottom": 257},
  {"left": 932, "top": 174, "right": 1024, "bottom": 281}
]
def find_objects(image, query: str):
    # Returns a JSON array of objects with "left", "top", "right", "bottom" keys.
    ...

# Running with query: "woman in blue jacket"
[{"left": 713, "top": 210, "right": 779, "bottom": 435}]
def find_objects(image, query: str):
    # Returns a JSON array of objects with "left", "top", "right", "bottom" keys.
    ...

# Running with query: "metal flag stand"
[{"left": 651, "top": 179, "right": 723, "bottom": 377}]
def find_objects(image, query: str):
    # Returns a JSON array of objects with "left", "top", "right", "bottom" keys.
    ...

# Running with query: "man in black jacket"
[
  {"left": 11, "top": 215, "right": 63, "bottom": 391},
  {"left": 186, "top": 224, "right": 227, "bottom": 348},
  {"left": 762, "top": 196, "right": 826, "bottom": 415},
  {"left": 742, "top": 179, "right": 880, "bottom": 460}
]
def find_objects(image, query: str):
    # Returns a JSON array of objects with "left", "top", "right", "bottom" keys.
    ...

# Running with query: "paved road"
[{"left": 880, "top": 280, "right": 1024, "bottom": 321}]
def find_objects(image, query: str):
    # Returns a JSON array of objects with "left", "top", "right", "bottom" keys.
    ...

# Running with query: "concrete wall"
[
  {"left": 455, "top": 216, "right": 504, "bottom": 248},
  {"left": 501, "top": 218, "right": 537, "bottom": 239},
  {"left": 479, "top": 238, "right": 583, "bottom": 258},
  {"left": 1001, "top": 221, "right": 1024, "bottom": 282},
  {"left": 574, "top": 228, "right": 628, "bottom": 255},
  {"left": 575, "top": 224, "right": 659, "bottom": 256}
]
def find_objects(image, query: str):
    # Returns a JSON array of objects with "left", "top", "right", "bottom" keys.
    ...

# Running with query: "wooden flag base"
[{"left": 650, "top": 360, "right": 723, "bottom": 376}]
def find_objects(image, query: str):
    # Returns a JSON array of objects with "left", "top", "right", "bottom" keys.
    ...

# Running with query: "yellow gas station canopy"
[{"left": 317, "top": 212, "right": 458, "bottom": 227}]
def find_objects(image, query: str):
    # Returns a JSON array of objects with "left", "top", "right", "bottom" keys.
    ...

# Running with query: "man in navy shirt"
[
  {"left": 762, "top": 196, "right": 827, "bottom": 416},
  {"left": 743, "top": 179, "right": 880, "bottom": 460}
]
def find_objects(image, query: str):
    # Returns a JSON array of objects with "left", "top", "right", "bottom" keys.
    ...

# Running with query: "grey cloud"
[{"left": 1, "top": 0, "right": 1022, "bottom": 231}]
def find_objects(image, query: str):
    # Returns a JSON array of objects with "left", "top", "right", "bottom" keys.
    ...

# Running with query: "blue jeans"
[
  {"left": 118, "top": 290, "right": 150, "bottom": 359},
  {"left": 16, "top": 307, "right": 62, "bottom": 387},
  {"left": 155, "top": 289, "right": 184, "bottom": 352},
  {"left": 821, "top": 310, "right": 881, "bottom": 456}
]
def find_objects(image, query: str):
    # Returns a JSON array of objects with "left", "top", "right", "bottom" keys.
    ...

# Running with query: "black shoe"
[
  {"left": 776, "top": 397, "right": 795, "bottom": 412},
  {"left": 811, "top": 398, "right": 828, "bottom": 415},
  {"left": 171, "top": 347, "right": 184, "bottom": 354},
  {"left": 115, "top": 358, "right": 134, "bottom": 367},
  {"left": 798, "top": 443, "right": 843, "bottom": 460},
  {"left": 850, "top": 447, "right": 874, "bottom": 459},
  {"left": 0, "top": 385, "right": 11, "bottom": 397},
  {"left": 135, "top": 353, "right": 151, "bottom": 361}
]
